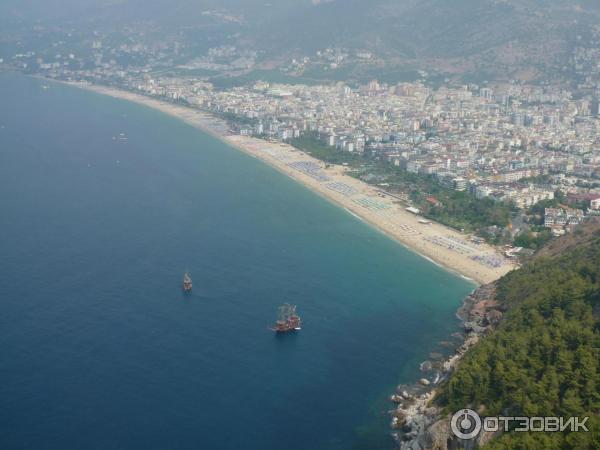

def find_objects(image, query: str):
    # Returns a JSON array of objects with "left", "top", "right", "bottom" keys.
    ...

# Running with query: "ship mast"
[{"left": 272, "top": 303, "right": 301, "bottom": 332}]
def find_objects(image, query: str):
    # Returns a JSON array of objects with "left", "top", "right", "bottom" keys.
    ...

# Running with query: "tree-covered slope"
[{"left": 438, "top": 223, "right": 600, "bottom": 449}]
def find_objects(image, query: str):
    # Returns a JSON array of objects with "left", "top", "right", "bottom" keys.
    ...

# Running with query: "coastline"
[
  {"left": 53, "top": 79, "right": 515, "bottom": 285},
  {"left": 390, "top": 283, "right": 499, "bottom": 448}
]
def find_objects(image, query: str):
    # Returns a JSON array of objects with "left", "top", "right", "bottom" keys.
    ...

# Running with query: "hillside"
[
  {"left": 4, "top": 0, "right": 600, "bottom": 82},
  {"left": 437, "top": 220, "right": 600, "bottom": 448},
  {"left": 535, "top": 218, "right": 600, "bottom": 260},
  {"left": 251, "top": 0, "right": 600, "bottom": 81}
]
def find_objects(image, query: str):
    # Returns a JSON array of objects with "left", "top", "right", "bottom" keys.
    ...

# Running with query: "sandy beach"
[{"left": 63, "top": 81, "right": 516, "bottom": 284}]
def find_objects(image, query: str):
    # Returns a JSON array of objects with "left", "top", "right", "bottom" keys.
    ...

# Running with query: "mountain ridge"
[{"left": 3, "top": 0, "right": 600, "bottom": 82}]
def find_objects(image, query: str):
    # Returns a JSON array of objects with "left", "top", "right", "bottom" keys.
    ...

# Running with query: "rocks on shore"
[
  {"left": 419, "top": 360, "right": 433, "bottom": 372},
  {"left": 463, "top": 321, "right": 486, "bottom": 334},
  {"left": 390, "top": 394, "right": 404, "bottom": 404},
  {"left": 390, "top": 282, "right": 502, "bottom": 449}
]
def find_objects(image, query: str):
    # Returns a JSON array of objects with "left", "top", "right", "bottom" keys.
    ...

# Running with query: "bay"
[{"left": 0, "top": 73, "right": 474, "bottom": 450}]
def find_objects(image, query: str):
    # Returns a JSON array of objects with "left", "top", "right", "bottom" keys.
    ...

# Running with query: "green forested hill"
[{"left": 438, "top": 225, "right": 600, "bottom": 449}]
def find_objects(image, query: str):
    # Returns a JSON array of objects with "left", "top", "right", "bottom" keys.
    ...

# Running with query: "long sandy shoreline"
[{"left": 58, "top": 80, "right": 515, "bottom": 284}]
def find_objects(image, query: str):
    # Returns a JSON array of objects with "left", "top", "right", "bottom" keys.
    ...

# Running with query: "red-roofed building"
[{"left": 426, "top": 196, "right": 441, "bottom": 207}]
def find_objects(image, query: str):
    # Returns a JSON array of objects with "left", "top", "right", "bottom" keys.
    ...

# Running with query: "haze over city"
[{"left": 1, "top": 2, "right": 599, "bottom": 450}]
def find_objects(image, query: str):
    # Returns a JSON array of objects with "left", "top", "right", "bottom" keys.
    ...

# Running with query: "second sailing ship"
[
  {"left": 271, "top": 303, "right": 301, "bottom": 333},
  {"left": 183, "top": 271, "right": 192, "bottom": 292}
]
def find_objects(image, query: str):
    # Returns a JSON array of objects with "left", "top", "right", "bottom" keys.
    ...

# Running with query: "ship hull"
[{"left": 272, "top": 327, "right": 299, "bottom": 333}]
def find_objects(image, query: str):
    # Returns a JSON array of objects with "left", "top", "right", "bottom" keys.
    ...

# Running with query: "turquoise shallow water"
[{"left": 0, "top": 73, "right": 474, "bottom": 450}]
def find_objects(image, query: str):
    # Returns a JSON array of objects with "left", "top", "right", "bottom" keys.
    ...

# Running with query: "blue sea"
[{"left": 0, "top": 73, "right": 474, "bottom": 450}]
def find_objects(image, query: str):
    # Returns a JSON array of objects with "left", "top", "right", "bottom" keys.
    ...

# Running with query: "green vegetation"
[
  {"left": 520, "top": 174, "right": 553, "bottom": 185},
  {"left": 424, "top": 194, "right": 513, "bottom": 233},
  {"left": 290, "top": 135, "right": 360, "bottom": 165},
  {"left": 355, "top": 164, "right": 513, "bottom": 233},
  {"left": 289, "top": 133, "right": 514, "bottom": 235},
  {"left": 529, "top": 198, "right": 561, "bottom": 218},
  {"left": 528, "top": 191, "right": 566, "bottom": 217},
  {"left": 217, "top": 111, "right": 257, "bottom": 127},
  {"left": 438, "top": 232, "right": 600, "bottom": 449},
  {"left": 513, "top": 229, "right": 554, "bottom": 250},
  {"left": 204, "top": 109, "right": 258, "bottom": 129}
]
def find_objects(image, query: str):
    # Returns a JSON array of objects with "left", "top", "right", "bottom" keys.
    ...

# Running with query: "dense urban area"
[{"left": 9, "top": 32, "right": 600, "bottom": 257}]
